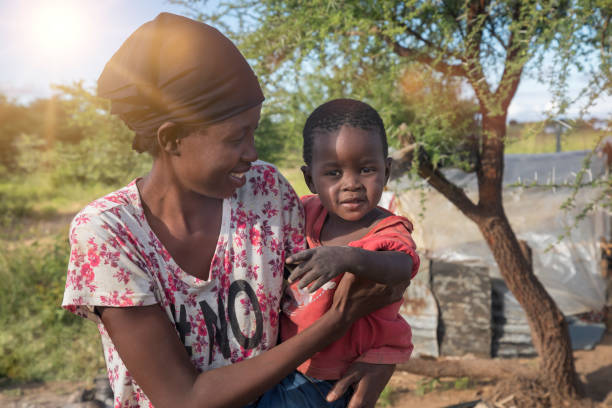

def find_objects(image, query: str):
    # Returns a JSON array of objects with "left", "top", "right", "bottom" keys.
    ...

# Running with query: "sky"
[{"left": 0, "top": 0, "right": 610, "bottom": 123}]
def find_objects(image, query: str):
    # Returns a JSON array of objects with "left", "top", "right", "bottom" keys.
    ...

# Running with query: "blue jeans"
[{"left": 245, "top": 371, "right": 353, "bottom": 408}]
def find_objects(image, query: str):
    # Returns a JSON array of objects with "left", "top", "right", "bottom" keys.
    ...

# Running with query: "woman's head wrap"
[{"left": 97, "top": 12, "right": 264, "bottom": 153}]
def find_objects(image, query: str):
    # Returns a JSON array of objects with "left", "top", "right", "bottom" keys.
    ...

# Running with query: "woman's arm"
[
  {"left": 97, "top": 272, "right": 398, "bottom": 408},
  {"left": 287, "top": 246, "right": 413, "bottom": 291}
]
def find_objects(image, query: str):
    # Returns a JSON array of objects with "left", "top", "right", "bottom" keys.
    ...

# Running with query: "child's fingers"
[
  {"left": 287, "top": 265, "right": 309, "bottom": 283},
  {"left": 285, "top": 248, "right": 315, "bottom": 265},
  {"left": 296, "top": 268, "right": 320, "bottom": 289},
  {"left": 307, "top": 275, "right": 330, "bottom": 293}
]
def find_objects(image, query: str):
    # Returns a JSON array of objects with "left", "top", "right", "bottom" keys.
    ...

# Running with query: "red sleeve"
[{"left": 351, "top": 216, "right": 420, "bottom": 279}]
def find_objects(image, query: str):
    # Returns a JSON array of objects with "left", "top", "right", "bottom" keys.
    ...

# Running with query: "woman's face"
[{"left": 169, "top": 104, "right": 261, "bottom": 198}]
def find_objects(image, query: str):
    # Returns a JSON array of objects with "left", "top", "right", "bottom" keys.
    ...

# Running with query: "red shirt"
[{"left": 281, "top": 195, "right": 420, "bottom": 379}]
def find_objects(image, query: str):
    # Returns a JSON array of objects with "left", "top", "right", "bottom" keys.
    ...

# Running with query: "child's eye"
[
  {"left": 361, "top": 167, "right": 375, "bottom": 174},
  {"left": 325, "top": 170, "right": 341, "bottom": 177}
]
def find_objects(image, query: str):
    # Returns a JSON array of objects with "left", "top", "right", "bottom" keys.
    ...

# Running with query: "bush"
[
  {"left": 48, "top": 83, "right": 151, "bottom": 186},
  {"left": 0, "top": 181, "right": 38, "bottom": 226},
  {"left": 0, "top": 234, "right": 104, "bottom": 382}
]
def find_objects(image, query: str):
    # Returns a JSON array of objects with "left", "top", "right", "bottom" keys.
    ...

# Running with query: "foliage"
[
  {"left": 47, "top": 83, "right": 151, "bottom": 186},
  {"left": 0, "top": 234, "right": 104, "bottom": 381},
  {"left": 375, "top": 384, "right": 394, "bottom": 407},
  {"left": 558, "top": 147, "right": 612, "bottom": 240},
  {"left": 174, "top": 0, "right": 609, "bottom": 164},
  {"left": 0, "top": 84, "right": 151, "bottom": 186}
]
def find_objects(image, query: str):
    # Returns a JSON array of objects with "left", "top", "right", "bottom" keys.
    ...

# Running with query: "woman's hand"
[
  {"left": 327, "top": 362, "right": 396, "bottom": 408},
  {"left": 330, "top": 272, "right": 407, "bottom": 325}
]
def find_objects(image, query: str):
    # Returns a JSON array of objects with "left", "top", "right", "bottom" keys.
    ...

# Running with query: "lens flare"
[{"left": 30, "top": 3, "right": 85, "bottom": 58}]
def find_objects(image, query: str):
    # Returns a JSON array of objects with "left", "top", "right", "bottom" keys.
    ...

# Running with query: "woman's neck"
[{"left": 138, "top": 160, "right": 222, "bottom": 234}]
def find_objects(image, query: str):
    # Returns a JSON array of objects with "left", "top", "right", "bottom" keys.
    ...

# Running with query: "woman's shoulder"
[
  {"left": 70, "top": 179, "right": 142, "bottom": 232},
  {"left": 236, "top": 160, "right": 296, "bottom": 199}
]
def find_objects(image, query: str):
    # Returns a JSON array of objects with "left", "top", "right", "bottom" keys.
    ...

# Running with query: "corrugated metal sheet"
[
  {"left": 399, "top": 258, "right": 439, "bottom": 358},
  {"left": 432, "top": 262, "right": 491, "bottom": 358},
  {"left": 401, "top": 261, "right": 537, "bottom": 358},
  {"left": 491, "top": 278, "right": 536, "bottom": 357}
]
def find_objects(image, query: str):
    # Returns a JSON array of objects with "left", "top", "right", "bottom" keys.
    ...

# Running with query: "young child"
[{"left": 281, "top": 98, "right": 420, "bottom": 382}]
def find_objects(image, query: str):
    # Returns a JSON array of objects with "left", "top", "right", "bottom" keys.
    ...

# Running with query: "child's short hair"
[{"left": 302, "top": 99, "right": 387, "bottom": 166}]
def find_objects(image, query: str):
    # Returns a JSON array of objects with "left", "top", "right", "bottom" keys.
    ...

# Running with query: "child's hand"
[{"left": 286, "top": 246, "right": 353, "bottom": 292}]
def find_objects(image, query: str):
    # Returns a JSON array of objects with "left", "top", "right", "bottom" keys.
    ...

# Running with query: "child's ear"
[
  {"left": 157, "top": 122, "right": 181, "bottom": 156},
  {"left": 384, "top": 157, "right": 393, "bottom": 185},
  {"left": 301, "top": 165, "right": 317, "bottom": 194}
]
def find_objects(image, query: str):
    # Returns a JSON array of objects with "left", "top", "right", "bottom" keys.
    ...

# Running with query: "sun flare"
[{"left": 30, "top": 3, "right": 85, "bottom": 57}]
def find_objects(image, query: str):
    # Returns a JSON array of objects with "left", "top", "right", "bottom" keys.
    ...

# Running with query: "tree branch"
[
  {"left": 493, "top": 2, "right": 527, "bottom": 111},
  {"left": 383, "top": 36, "right": 467, "bottom": 77},
  {"left": 463, "top": 0, "right": 492, "bottom": 104},
  {"left": 398, "top": 357, "right": 537, "bottom": 380},
  {"left": 391, "top": 146, "right": 480, "bottom": 220},
  {"left": 485, "top": 16, "right": 509, "bottom": 50}
]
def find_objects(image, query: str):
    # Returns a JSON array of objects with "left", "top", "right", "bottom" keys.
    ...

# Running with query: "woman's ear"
[
  {"left": 301, "top": 165, "right": 317, "bottom": 194},
  {"left": 157, "top": 122, "right": 181, "bottom": 156},
  {"left": 384, "top": 157, "right": 393, "bottom": 185}
]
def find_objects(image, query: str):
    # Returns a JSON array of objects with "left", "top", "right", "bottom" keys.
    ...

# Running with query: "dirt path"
[
  {"left": 2, "top": 333, "right": 610, "bottom": 407},
  {"left": 384, "top": 332, "right": 612, "bottom": 407}
]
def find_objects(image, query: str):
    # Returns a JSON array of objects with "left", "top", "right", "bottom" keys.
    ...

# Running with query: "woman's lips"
[{"left": 229, "top": 171, "right": 248, "bottom": 187}]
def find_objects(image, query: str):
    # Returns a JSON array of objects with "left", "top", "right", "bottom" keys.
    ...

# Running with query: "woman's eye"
[{"left": 229, "top": 135, "right": 245, "bottom": 145}]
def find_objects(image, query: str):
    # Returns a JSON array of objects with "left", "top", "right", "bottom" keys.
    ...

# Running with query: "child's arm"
[{"left": 286, "top": 246, "right": 413, "bottom": 292}]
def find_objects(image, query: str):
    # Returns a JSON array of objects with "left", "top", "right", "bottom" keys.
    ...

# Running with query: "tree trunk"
[
  {"left": 396, "top": 75, "right": 584, "bottom": 401},
  {"left": 475, "top": 210, "right": 580, "bottom": 397},
  {"left": 473, "top": 114, "right": 581, "bottom": 398}
]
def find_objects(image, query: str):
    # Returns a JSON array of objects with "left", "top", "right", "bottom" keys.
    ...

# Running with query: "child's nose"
[{"left": 342, "top": 173, "right": 363, "bottom": 190}]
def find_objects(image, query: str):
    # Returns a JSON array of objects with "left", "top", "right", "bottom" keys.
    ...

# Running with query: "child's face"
[
  {"left": 303, "top": 125, "right": 391, "bottom": 222},
  {"left": 168, "top": 104, "right": 261, "bottom": 198}
]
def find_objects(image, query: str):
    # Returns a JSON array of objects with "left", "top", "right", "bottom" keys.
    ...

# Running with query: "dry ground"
[
  {"left": 384, "top": 332, "right": 612, "bottom": 408},
  {"left": 1, "top": 333, "right": 610, "bottom": 408}
]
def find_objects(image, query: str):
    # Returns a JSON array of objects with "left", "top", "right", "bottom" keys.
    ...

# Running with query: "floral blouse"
[{"left": 62, "top": 161, "right": 305, "bottom": 408}]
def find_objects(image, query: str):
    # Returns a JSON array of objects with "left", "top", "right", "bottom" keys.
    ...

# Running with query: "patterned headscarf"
[{"left": 97, "top": 12, "right": 264, "bottom": 152}]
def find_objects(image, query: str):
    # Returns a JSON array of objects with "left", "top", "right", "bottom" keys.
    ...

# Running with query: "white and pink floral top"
[{"left": 62, "top": 161, "right": 305, "bottom": 408}]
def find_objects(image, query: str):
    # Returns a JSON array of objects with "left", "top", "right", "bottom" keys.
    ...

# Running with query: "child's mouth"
[{"left": 340, "top": 198, "right": 365, "bottom": 209}]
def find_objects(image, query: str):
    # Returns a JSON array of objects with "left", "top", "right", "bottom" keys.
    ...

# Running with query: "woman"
[{"left": 62, "top": 13, "right": 407, "bottom": 408}]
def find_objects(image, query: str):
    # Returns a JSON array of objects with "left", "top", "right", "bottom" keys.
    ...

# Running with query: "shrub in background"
[{"left": 0, "top": 234, "right": 104, "bottom": 382}]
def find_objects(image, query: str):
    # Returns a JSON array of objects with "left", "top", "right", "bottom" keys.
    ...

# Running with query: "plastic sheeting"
[{"left": 384, "top": 150, "right": 610, "bottom": 316}]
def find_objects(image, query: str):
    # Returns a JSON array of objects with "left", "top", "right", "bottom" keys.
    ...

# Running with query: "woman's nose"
[{"left": 242, "top": 134, "right": 258, "bottom": 163}]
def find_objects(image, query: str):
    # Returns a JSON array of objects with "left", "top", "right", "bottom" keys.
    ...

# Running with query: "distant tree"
[
  {"left": 0, "top": 94, "right": 84, "bottom": 175},
  {"left": 176, "top": 0, "right": 611, "bottom": 399},
  {"left": 0, "top": 95, "right": 39, "bottom": 173}
]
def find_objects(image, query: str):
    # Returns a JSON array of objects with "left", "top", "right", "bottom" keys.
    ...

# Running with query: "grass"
[
  {"left": 0, "top": 175, "right": 120, "bottom": 383},
  {"left": 279, "top": 166, "right": 310, "bottom": 197},
  {"left": 0, "top": 233, "right": 105, "bottom": 383},
  {"left": 376, "top": 385, "right": 395, "bottom": 407},
  {"left": 414, "top": 377, "right": 473, "bottom": 396},
  {"left": 505, "top": 124, "right": 605, "bottom": 154}
]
